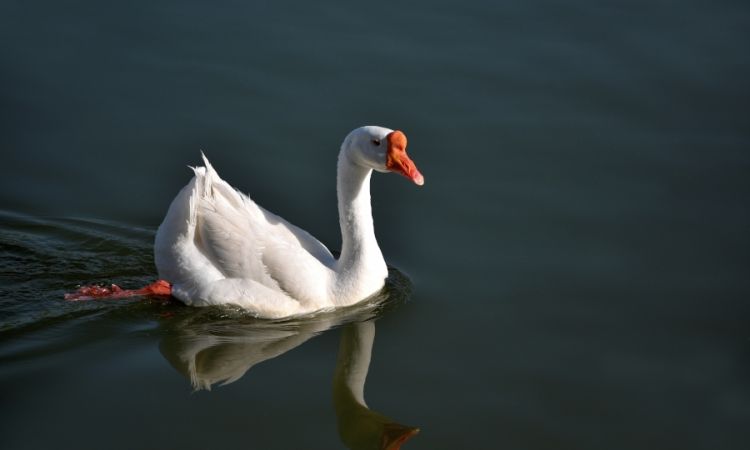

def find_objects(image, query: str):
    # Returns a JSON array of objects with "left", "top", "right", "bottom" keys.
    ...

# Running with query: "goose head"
[{"left": 342, "top": 126, "right": 425, "bottom": 186}]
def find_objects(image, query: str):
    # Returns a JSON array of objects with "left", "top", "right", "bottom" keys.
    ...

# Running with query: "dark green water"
[{"left": 1, "top": 1, "right": 749, "bottom": 449}]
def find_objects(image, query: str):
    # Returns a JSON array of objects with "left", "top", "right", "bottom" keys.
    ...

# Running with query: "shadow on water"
[{"left": 158, "top": 270, "right": 420, "bottom": 450}]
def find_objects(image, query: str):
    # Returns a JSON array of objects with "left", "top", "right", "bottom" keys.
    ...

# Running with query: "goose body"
[{"left": 154, "top": 126, "right": 423, "bottom": 318}]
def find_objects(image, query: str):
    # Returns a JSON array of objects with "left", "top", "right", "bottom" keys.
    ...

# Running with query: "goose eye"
[{"left": 371, "top": 139, "right": 381, "bottom": 146}]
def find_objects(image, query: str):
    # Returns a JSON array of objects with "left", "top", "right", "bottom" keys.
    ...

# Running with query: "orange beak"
[{"left": 385, "top": 130, "right": 424, "bottom": 186}]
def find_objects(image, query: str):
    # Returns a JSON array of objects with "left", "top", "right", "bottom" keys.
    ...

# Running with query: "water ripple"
[{"left": 0, "top": 210, "right": 159, "bottom": 333}]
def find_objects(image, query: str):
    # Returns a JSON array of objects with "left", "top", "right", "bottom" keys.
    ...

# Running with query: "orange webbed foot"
[{"left": 65, "top": 280, "right": 172, "bottom": 301}]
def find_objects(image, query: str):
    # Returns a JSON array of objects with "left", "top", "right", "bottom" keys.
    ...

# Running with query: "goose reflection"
[
  {"left": 333, "top": 321, "right": 419, "bottom": 450},
  {"left": 158, "top": 270, "right": 419, "bottom": 449}
]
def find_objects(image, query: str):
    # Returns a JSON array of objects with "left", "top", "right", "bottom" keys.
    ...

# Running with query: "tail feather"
[
  {"left": 188, "top": 151, "right": 220, "bottom": 226},
  {"left": 200, "top": 150, "right": 214, "bottom": 173},
  {"left": 186, "top": 166, "right": 205, "bottom": 230}
]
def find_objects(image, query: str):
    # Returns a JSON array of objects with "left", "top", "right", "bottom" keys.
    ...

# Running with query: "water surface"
[{"left": 1, "top": 1, "right": 749, "bottom": 449}]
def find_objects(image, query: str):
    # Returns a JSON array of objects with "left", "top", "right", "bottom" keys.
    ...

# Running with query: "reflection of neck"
[{"left": 333, "top": 321, "right": 375, "bottom": 406}]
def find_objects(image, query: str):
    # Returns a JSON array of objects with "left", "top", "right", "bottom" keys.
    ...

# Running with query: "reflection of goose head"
[{"left": 334, "top": 321, "right": 419, "bottom": 450}]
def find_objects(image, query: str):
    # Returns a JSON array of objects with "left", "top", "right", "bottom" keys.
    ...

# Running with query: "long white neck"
[{"left": 334, "top": 151, "right": 387, "bottom": 303}]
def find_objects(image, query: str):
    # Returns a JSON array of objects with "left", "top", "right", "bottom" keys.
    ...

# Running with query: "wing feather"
[{"left": 192, "top": 160, "right": 335, "bottom": 302}]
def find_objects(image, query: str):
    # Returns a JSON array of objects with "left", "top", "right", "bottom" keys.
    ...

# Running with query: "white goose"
[{"left": 153, "top": 126, "right": 423, "bottom": 318}]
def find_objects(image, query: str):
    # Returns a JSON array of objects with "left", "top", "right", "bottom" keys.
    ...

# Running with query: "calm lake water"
[{"left": 1, "top": 1, "right": 749, "bottom": 449}]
